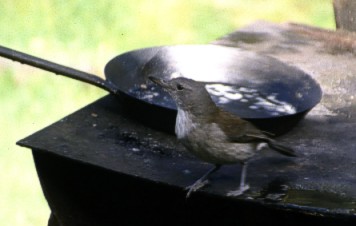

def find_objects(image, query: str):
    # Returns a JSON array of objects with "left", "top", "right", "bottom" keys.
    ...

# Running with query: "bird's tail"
[{"left": 266, "top": 140, "right": 297, "bottom": 157}]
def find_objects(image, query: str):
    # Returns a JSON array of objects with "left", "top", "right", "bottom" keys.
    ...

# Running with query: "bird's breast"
[
  {"left": 175, "top": 109, "right": 196, "bottom": 139},
  {"left": 175, "top": 111, "right": 257, "bottom": 164}
]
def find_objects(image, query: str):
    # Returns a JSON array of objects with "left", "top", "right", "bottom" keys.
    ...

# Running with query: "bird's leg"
[
  {"left": 227, "top": 162, "right": 250, "bottom": 196},
  {"left": 185, "top": 164, "right": 221, "bottom": 198},
  {"left": 239, "top": 162, "right": 250, "bottom": 192}
]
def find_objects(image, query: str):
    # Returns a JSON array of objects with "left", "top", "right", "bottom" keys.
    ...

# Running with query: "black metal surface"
[
  {"left": 33, "top": 149, "right": 354, "bottom": 226},
  {"left": 17, "top": 95, "right": 356, "bottom": 225},
  {"left": 0, "top": 44, "right": 322, "bottom": 135}
]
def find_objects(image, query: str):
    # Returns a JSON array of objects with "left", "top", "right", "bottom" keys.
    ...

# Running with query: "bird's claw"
[
  {"left": 226, "top": 184, "right": 250, "bottom": 196},
  {"left": 185, "top": 179, "right": 210, "bottom": 198}
]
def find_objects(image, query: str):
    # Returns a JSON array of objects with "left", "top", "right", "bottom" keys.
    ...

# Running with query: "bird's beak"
[{"left": 148, "top": 76, "right": 170, "bottom": 89}]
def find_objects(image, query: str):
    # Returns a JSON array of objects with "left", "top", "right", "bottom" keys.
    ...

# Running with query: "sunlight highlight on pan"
[{"left": 205, "top": 83, "right": 297, "bottom": 116}]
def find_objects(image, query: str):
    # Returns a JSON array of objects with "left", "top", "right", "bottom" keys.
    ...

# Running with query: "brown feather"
[
  {"left": 213, "top": 109, "right": 267, "bottom": 143},
  {"left": 214, "top": 109, "right": 296, "bottom": 157}
]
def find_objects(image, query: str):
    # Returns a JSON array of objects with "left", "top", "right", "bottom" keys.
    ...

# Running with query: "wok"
[{"left": 0, "top": 44, "right": 322, "bottom": 135}]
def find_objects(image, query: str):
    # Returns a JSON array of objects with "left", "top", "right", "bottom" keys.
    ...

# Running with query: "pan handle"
[{"left": 0, "top": 45, "right": 119, "bottom": 94}]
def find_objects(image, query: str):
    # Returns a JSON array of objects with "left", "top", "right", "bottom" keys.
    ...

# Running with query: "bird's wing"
[
  {"left": 215, "top": 110, "right": 296, "bottom": 157},
  {"left": 214, "top": 110, "right": 267, "bottom": 143}
]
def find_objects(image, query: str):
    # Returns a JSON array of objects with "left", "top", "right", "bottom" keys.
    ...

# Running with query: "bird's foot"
[
  {"left": 185, "top": 179, "right": 210, "bottom": 198},
  {"left": 226, "top": 184, "right": 250, "bottom": 196}
]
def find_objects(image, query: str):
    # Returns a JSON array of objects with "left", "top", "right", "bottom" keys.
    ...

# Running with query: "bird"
[{"left": 149, "top": 76, "right": 296, "bottom": 198}]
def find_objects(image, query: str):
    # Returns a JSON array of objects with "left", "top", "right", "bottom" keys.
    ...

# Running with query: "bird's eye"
[{"left": 176, "top": 84, "right": 184, "bottom": 91}]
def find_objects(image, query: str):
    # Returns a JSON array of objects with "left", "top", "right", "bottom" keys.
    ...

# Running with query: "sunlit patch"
[
  {"left": 205, "top": 84, "right": 243, "bottom": 100},
  {"left": 206, "top": 83, "right": 297, "bottom": 116},
  {"left": 170, "top": 72, "right": 181, "bottom": 79},
  {"left": 129, "top": 81, "right": 297, "bottom": 117}
]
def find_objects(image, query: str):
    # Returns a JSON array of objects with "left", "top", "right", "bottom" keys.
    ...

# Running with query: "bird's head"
[{"left": 149, "top": 76, "right": 215, "bottom": 113}]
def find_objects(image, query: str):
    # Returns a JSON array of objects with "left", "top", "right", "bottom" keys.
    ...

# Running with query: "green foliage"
[{"left": 0, "top": 1, "right": 334, "bottom": 225}]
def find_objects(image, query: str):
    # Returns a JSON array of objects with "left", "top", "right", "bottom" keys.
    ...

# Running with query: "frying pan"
[{"left": 0, "top": 44, "right": 322, "bottom": 135}]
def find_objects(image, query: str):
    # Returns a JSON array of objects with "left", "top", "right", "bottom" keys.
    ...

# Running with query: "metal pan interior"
[{"left": 105, "top": 45, "right": 322, "bottom": 120}]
